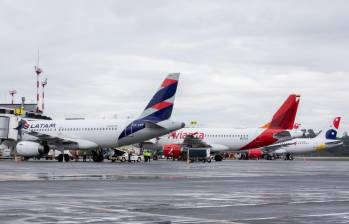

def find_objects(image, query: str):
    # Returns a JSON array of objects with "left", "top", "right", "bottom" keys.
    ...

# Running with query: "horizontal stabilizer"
[{"left": 144, "top": 120, "right": 166, "bottom": 129}]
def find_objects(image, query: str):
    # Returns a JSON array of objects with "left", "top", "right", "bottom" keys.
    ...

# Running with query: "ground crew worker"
[
  {"left": 83, "top": 151, "right": 87, "bottom": 162},
  {"left": 144, "top": 150, "right": 148, "bottom": 162},
  {"left": 144, "top": 150, "right": 151, "bottom": 162}
]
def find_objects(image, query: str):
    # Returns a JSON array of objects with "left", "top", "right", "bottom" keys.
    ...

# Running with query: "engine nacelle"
[
  {"left": 247, "top": 148, "right": 264, "bottom": 159},
  {"left": 162, "top": 144, "right": 182, "bottom": 158},
  {"left": 16, "top": 141, "right": 49, "bottom": 157}
]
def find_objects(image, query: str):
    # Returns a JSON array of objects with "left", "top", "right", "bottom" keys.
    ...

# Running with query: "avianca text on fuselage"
[{"left": 169, "top": 131, "right": 205, "bottom": 140}]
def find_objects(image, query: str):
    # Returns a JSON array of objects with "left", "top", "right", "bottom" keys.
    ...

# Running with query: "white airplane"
[
  {"left": 270, "top": 117, "right": 343, "bottom": 160},
  {"left": 144, "top": 94, "right": 304, "bottom": 161},
  {"left": 15, "top": 73, "right": 185, "bottom": 162}
]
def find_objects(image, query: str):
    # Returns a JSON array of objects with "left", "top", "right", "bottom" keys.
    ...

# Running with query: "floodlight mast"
[
  {"left": 41, "top": 78, "right": 47, "bottom": 112},
  {"left": 9, "top": 89, "right": 17, "bottom": 104},
  {"left": 34, "top": 49, "right": 42, "bottom": 113}
]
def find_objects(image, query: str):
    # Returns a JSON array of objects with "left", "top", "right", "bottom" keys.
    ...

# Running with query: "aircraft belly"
[{"left": 89, "top": 132, "right": 118, "bottom": 148}]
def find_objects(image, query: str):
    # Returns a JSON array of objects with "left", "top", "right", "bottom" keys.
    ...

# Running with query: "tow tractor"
[{"left": 108, "top": 148, "right": 143, "bottom": 162}]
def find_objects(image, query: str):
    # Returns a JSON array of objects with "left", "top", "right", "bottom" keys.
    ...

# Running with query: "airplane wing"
[
  {"left": 182, "top": 135, "right": 211, "bottom": 148},
  {"left": 263, "top": 141, "right": 297, "bottom": 152},
  {"left": 23, "top": 130, "right": 77, "bottom": 145}
]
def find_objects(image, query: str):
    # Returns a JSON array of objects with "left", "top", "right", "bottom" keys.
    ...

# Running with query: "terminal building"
[{"left": 0, "top": 103, "right": 51, "bottom": 120}]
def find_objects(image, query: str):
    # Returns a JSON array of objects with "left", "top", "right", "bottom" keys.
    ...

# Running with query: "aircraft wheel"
[
  {"left": 57, "top": 154, "right": 63, "bottom": 162},
  {"left": 92, "top": 150, "right": 104, "bottom": 162},
  {"left": 214, "top": 154, "right": 223, "bottom": 161},
  {"left": 285, "top": 154, "right": 294, "bottom": 160},
  {"left": 64, "top": 154, "right": 70, "bottom": 162}
]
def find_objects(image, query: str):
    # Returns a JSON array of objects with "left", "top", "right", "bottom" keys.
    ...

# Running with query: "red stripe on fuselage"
[
  {"left": 152, "top": 101, "right": 173, "bottom": 110},
  {"left": 161, "top": 79, "right": 177, "bottom": 88},
  {"left": 241, "top": 129, "right": 278, "bottom": 150}
]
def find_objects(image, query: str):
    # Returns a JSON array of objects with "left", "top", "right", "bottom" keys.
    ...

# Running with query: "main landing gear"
[
  {"left": 285, "top": 153, "right": 294, "bottom": 160},
  {"left": 57, "top": 154, "right": 70, "bottom": 162},
  {"left": 92, "top": 148, "right": 104, "bottom": 162},
  {"left": 214, "top": 154, "right": 223, "bottom": 162}
]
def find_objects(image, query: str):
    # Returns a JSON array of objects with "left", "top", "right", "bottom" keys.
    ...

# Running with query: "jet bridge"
[{"left": 0, "top": 113, "right": 18, "bottom": 141}]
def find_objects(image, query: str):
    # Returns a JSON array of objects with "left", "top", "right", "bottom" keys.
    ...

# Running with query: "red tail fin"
[{"left": 261, "top": 94, "right": 300, "bottom": 130}]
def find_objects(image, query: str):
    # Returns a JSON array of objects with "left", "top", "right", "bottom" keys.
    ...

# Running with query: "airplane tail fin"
[
  {"left": 316, "top": 117, "right": 341, "bottom": 139},
  {"left": 261, "top": 94, "right": 300, "bottom": 130},
  {"left": 139, "top": 73, "right": 180, "bottom": 122}
]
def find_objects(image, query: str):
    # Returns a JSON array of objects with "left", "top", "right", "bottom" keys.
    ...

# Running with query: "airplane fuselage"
[
  {"left": 155, "top": 127, "right": 302, "bottom": 152},
  {"left": 273, "top": 138, "right": 343, "bottom": 155},
  {"left": 22, "top": 118, "right": 183, "bottom": 150}
]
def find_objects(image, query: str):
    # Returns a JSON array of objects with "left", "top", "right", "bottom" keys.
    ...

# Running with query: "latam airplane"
[
  {"left": 270, "top": 117, "right": 343, "bottom": 160},
  {"left": 148, "top": 94, "right": 303, "bottom": 161},
  {"left": 15, "top": 73, "right": 185, "bottom": 162}
]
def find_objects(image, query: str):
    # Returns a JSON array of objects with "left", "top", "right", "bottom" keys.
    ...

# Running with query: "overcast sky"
[{"left": 0, "top": 0, "right": 348, "bottom": 132}]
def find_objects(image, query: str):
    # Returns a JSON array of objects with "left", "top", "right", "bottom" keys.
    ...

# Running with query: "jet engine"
[
  {"left": 247, "top": 148, "right": 264, "bottom": 159},
  {"left": 16, "top": 141, "right": 49, "bottom": 157}
]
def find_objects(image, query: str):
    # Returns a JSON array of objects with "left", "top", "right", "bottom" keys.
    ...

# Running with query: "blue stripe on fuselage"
[{"left": 117, "top": 105, "right": 173, "bottom": 140}]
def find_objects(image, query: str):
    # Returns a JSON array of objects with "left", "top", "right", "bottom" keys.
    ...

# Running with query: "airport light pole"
[
  {"left": 41, "top": 78, "right": 47, "bottom": 112},
  {"left": 35, "top": 49, "right": 42, "bottom": 113},
  {"left": 9, "top": 89, "right": 17, "bottom": 104}
]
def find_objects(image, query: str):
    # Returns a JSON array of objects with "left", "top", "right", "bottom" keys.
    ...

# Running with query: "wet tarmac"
[{"left": 0, "top": 159, "right": 349, "bottom": 224}]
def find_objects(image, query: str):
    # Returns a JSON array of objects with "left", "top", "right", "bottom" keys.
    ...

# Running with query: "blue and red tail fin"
[
  {"left": 317, "top": 117, "right": 341, "bottom": 139},
  {"left": 261, "top": 94, "right": 300, "bottom": 130},
  {"left": 139, "top": 73, "right": 179, "bottom": 122}
]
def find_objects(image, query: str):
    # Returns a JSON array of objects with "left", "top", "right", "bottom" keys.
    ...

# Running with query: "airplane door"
[
  {"left": 123, "top": 119, "right": 134, "bottom": 138},
  {"left": 130, "top": 122, "right": 134, "bottom": 137}
]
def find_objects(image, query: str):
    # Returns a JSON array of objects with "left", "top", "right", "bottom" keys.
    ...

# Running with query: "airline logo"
[
  {"left": 15, "top": 119, "right": 30, "bottom": 130},
  {"left": 293, "top": 123, "right": 300, "bottom": 129},
  {"left": 118, "top": 73, "right": 179, "bottom": 140},
  {"left": 168, "top": 131, "right": 205, "bottom": 140},
  {"left": 332, "top": 117, "right": 341, "bottom": 129},
  {"left": 26, "top": 123, "right": 56, "bottom": 129},
  {"left": 24, "top": 120, "right": 30, "bottom": 129},
  {"left": 140, "top": 73, "right": 179, "bottom": 122},
  {"left": 326, "top": 117, "right": 341, "bottom": 140},
  {"left": 260, "top": 94, "right": 300, "bottom": 130},
  {"left": 315, "top": 144, "right": 327, "bottom": 152}
]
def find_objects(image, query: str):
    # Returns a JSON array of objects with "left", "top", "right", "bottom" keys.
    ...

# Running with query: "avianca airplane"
[
  {"left": 271, "top": 117, "right": 343, "bottom": 160},
  {"left": 15, "top": 73, "right": 185, "bottom": 162},
  {"left": 148, "top": 94, "right": 303, "bottom": 161}
]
